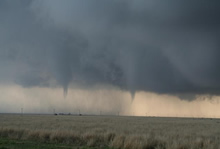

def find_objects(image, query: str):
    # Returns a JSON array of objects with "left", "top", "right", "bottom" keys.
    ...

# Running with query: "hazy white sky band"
[{"left": 1, "top": 85, "right": 220, "bottom": 118}]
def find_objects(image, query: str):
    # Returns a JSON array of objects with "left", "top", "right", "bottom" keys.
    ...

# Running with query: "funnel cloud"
[{"left": 1, "top": 0, "right": 220, "bottom": 100}]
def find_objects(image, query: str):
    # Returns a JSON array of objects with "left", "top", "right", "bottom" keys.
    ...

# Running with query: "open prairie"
[{"left": 0, "top": 114, "right": 220, "bottom": 149}]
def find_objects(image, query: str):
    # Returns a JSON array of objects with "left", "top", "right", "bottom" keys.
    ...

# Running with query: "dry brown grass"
[{"left": 0, "top": 114, "right": 220, "bottom": 149}]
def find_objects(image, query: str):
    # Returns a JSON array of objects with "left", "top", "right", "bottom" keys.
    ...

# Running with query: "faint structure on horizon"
[
  {"left": 78, "top": 109, "right": 81, "bottom": 116},
  {"left": 21, "top": 108, "right": 23, "bottom": 116}
]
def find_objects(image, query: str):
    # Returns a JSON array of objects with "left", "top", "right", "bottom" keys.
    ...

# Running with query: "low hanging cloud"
[{"left": 1, "top": 0, "right": 220, "bottom": 99}]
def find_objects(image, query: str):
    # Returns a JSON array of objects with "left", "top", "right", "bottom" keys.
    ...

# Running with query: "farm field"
[
  {"left": 0, "top": 137, "right": 92, "bottom": 149},
  {"left": 0, "top": 114, "right": 220, "bottom": 149}
]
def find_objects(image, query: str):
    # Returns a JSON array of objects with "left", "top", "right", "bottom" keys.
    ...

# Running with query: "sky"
[{"left": 1, "top": 0, "right": 220, "bottom": 117}]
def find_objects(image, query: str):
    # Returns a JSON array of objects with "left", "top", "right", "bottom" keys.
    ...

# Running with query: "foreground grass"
[
  {"left": 0, "top": 137, "right": 112, "bottom": 149},
  {"left": 0, "top": 114, "right": 220, "bottom": 149},
  {"left": 0, "top": 137, "right": 72, "bottom": 149}
]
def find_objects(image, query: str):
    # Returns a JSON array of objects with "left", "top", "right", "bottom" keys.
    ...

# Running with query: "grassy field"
[
  {"left": 0, "top": 137, "right": 92, "bottom": 149},
  {"left": 0, "top": 114, "right": 220, "bottom": 149}
]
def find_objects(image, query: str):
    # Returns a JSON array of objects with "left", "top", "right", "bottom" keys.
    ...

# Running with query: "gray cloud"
[{"left": 1, "top": 0, "right": 220, "bottom": 99}]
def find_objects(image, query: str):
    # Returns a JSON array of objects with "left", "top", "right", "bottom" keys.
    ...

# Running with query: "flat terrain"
[
  {"left": 0, "top": 137, "right": 84, "bottom": 149},
  {"left": 0, "top": 114, "right": 220, "bottom": 149}
]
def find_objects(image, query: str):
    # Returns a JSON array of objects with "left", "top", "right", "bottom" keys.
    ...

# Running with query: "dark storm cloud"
[{"left": 1, "top": 0, "right": 220, "bottom": 98}]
